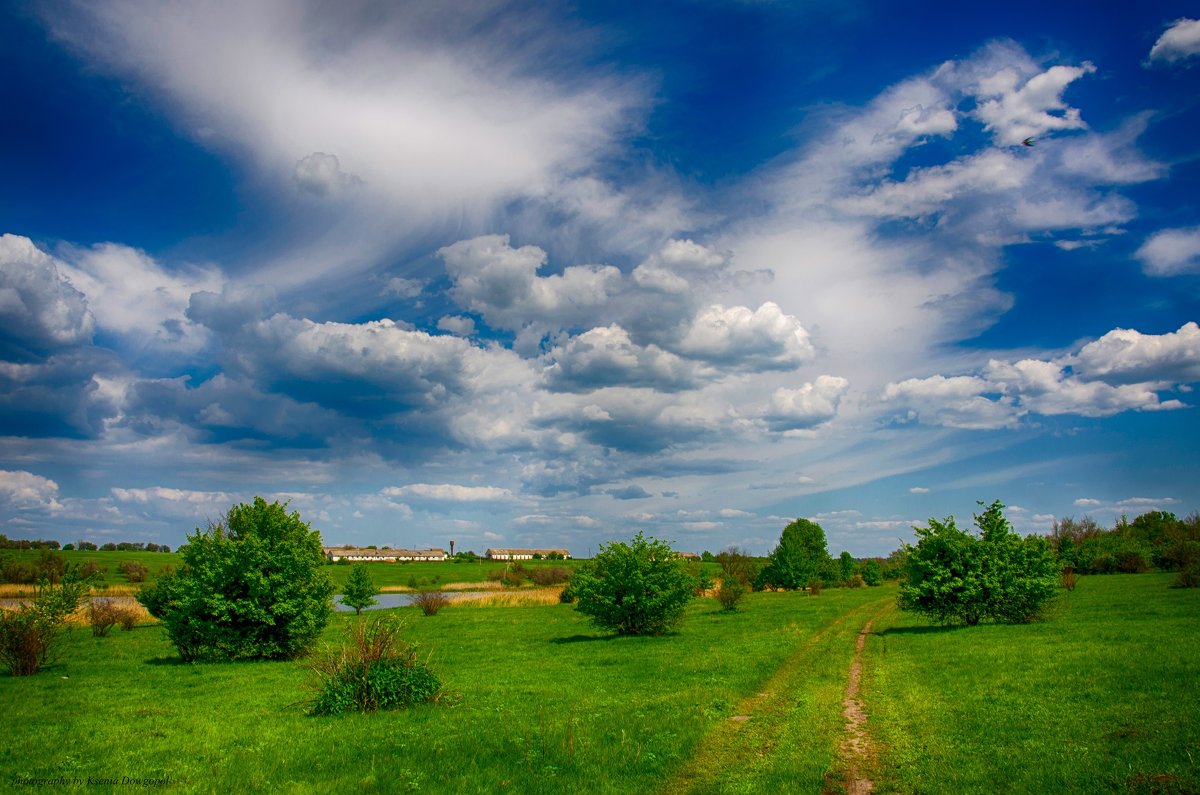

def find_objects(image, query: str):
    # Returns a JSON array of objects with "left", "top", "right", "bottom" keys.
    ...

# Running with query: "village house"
[
  {"left": 485, "top": 547, "right": 571, "bottom": 561},
  {"left": 323, "top": 547, "right": 447, "bottom": 563}
]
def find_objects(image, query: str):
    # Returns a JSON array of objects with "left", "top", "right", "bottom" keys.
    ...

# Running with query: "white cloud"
[
  {"left": 57, "top": 242, "right": 222, "bottom": 355},
  {"left": 882, "top": 375, "right": 1020, "bottom": 430},
  {"left": 0, "top": 470, "right": 63, "bottom": 511},
  {"left": 1147, "top": 18, "right": 1200, "bottom": 64},
  {"left": 1136, "top": 226, "right": 1200, "bottom": 276},
  {"left": 43, "top": 1, "right": 646, "bottom": 286},
  {"left": 437, "top": 315, "right": 476, "bottom": 337},
  {"left": 382, "top": 484, "right": 513, "bottom": 502},
  {"left": 293, "top": 152, "right": 363, "bottom": 196},
  {"left": 1071, "top": 323, "right": 1200, "bottom": 384},
  {"left": 543, "top": 324, "right": 697, "bottom": 393},
  {"left": 971, "top": 60, "right": 1096, "bottom": 146},
  {"left": 839, "top": 149, "right": 1030, "bottom": 219},
  {"left": 882, "top": 324, "right": 1196, "bottom": 430},
  {"left": 763, "top": 375, "right": 849, "bottom": 431},
  {"left": 0, "top": 234, "right": 94, "bottom": 351},
  {"left": 440, "top": 235, "right": 622, "bottom": 336},
  {"left": 909, "top": 487, "right": 930, "bottom": 494},
  {"left": 677, "top": 302, "right": 813, "bottom": 370}
]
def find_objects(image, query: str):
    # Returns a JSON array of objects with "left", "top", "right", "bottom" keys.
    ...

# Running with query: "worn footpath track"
[{"left": 661, "top": 596, "right": 890, "bottom": 795}]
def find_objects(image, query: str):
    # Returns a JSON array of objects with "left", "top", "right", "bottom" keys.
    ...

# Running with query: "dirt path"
[
  {"left": 660, "top": 598, "right": 888, "bottom": 795},
  {"left": 832, "top": 618, "right": 877, "bottom": 795}
]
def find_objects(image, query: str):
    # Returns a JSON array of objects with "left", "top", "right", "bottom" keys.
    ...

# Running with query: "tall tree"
[{"left": 761, "top": 518, "right": 830, "bottom": 590}]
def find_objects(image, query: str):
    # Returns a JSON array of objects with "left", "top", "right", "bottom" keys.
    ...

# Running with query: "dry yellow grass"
[
  {"left": 0, "top": 583, "right": 142, "bottom": 597},
  {"left": 455, "top": 587, "right": 564, "bottom": 607},
  {"left": 379, "top": 581, "right": 503, "bottom": 593},
  {"left": 0, "top": 596, "right": 155, "bottom": 627}
]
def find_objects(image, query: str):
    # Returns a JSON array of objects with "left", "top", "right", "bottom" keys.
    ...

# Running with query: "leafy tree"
[
  {"left": 138, "top": 497, "right": 334, "bottom": 662},
  {"left": 341, "top": 564, "right": 380, "bottom": 615},
  {"left": 838, "top": 551, "right": 856, "bottom": 583},
  {"left": 760, "top": 518, "right": 830, "bottom": 590},
  {"left": 570, "top": 533, "right": 695, "bottom": 635},
  {"left": 714, "top": 547, "right": 756, "bottom": 611},
  {"left": 861, "top": 559, "right": 883, "bottom": 586},
  {"left": 899, "top": 500, "right": 1059, "bottom": 625}
]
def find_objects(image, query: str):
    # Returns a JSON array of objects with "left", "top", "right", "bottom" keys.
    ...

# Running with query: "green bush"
[
  {"left": 899, "top": 500, "right": 1059, "bottom": 626},
  {"left": 570, "top": 533, "right": 695, "bottom": 636},
  {"left": 715, "top": 578, "right": 746, "bottom": 611},
  {"left": 861, "top": 560, "right": 883, "bottom": 586},
  {"left": 307, "top": 615, "right": 441, "bottom": 715},
  {"left": 137, "top": 497, "right": 334, "bottom": 662}
]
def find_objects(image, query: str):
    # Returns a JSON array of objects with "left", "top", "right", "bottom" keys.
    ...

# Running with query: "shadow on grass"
[
  {"left": 550, "top": 633, "right": 622, "bottom": 644},
  {"left": 879, "top": 623, "right": 969, "bottom": 636},
  {"left": 144, "top": 655, "right": 190, "bottom": 666}
]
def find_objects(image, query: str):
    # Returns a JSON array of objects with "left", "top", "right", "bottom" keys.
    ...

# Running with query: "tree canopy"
[
  {"left": 898, "top": 500, "right": 1059, "bottom": 625},
  {"left": 138, "top": 497, "right": 334, "bottom": 661},
  {"left": 570, "top": 532, "right": 695, "bottom": 635},
  {"left": 759, "top": 518, "right": 830, "bottom": 590}
]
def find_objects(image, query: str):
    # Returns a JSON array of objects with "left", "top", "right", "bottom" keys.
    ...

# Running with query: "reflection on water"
[{"left": 332, "top": 591, "right": 493, "bottom": 611}]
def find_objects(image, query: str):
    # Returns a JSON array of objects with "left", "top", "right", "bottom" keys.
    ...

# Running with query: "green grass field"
[
  {"left": 861, "top": 573, "right": 1199, "bottom": 794},
  {"left": 1, "top": 575, "right": 1195, "bottom": 793}
]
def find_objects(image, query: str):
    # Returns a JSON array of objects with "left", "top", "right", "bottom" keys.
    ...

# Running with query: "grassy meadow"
[
  {"left": 860, "top": 573, "right": 1199, "bottom": 794},
  {"left": 1, "top": 575, "right": 1195, "bottom": 793}
]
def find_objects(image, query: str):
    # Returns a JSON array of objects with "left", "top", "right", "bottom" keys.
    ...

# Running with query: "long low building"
[
  {"left": 485, "top": 547, "right": 571, "bottom": 560},
  {"left": 323, "top": 547, "right": 447, "bottom": 562}
]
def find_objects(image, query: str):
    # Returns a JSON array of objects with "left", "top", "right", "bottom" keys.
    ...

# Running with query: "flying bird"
[{"left": 1021, "top": 137, "right": 1036, "bottom": 147}]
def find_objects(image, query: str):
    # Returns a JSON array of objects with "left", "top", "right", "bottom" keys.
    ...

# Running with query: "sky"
[{"left": 1, "top": 1, "right": 1198, "bottom": 557}]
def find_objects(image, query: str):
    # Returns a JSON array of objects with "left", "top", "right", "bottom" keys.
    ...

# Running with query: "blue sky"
[{"left": 2, "top": 1, "right": 1198, "bottom": 556}]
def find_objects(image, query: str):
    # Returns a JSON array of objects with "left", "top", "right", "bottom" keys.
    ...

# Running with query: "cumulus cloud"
[
  {"left": 0, "top": 234, "right": 94, "bottom": 354},
  {"left": 543, "top": 324, "right": 698, "bottom": 393},
  {"left": 56, "top": 242, "right": 222, "bottom": 355},
  {"left": 293, "top": 152, "right": 363, "bottom": 196},
  {"left": 1071, "top": 323, "right": 1200, "bottom": 384},
  {"left": 1147, "top": 18, "right": 1200, "bottom": 65},
  {"left": 763, "top": 375, "right": 849, "bottom": 431},
  {"left": 440, "top": 235, "right": 622, "bottom": 337},
  {"left": 1136, "top": 227, "right": 1200, "bottom": 276},
  {"left": 0, "top": 470, "right": 63, "bottom": 511},
  {"left": 883, "top": 323, "right": 1198, "bottom": 429},
  {"left": 676, "top": 303, "right": 813, "bottom": 371}
]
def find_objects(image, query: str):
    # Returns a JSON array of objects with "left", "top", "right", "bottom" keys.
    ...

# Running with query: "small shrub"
[
  {"left": 412, "top": 590, "right": 449, "bottom": 616},
  {"left": 0, "top": 572, "right": 92, "bottom": 675},
  {"left": 715, "top": 578, "right": 746, "bottom": 611},
  {"left": 847, "top": 573, "right": 866, "bottom": 589},
  {"left": 530, "top": 567, "right": 571, "bottom": 586},
  {"left": 89, "top": 599, "right": 123, "bottom": 637},
  {"left": 1061, "top": 567, "right": 1078, "bottom": 591},
  {"left": 558, "top": 583, "right": 576, "bottom": 603},
  {"left": 79, "top": 561, "right": 105, "bottom": 580},
  {"left": 1174, "top": 563, "right": 1200, "bottom": 589},
  {"left": 118, "top": 560, "right": 149, "bottom": 583},
  {"left": 307, "top": 615, "right": 441, "bottom": 715},
  {"left": 807, "top": 577, "right": 824, "bottom": 596},
  {"left": 118, "top": 607, "right": 139, "bottom": 631}
]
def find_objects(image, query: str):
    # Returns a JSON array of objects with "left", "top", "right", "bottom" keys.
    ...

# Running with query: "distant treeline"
[
  {"left": 0, "top": 534, "right": 170, "bottom": 553},
  {"left": 1050, "top": 510, "right": 1199, "bottom": 575}
]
